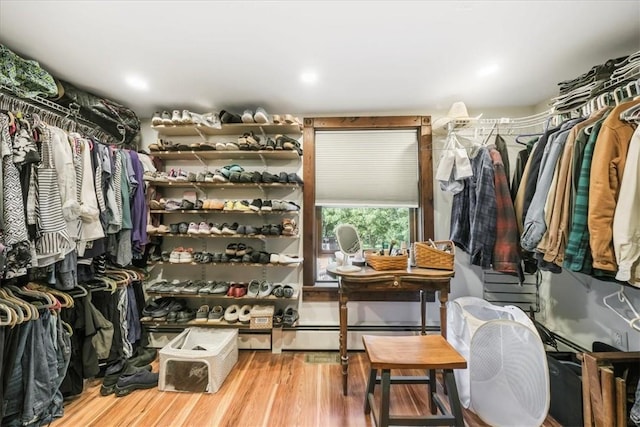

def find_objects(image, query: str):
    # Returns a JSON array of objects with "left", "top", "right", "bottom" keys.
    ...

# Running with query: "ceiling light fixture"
[
  {"left": 476, "top": 64, "right": 500, "bottom": 78},
  {"left": 125, "top": 75, "right": 149, "bottom": 91},
  {"left": 300, "top": 71, "right": 318, "bottom": 85}
]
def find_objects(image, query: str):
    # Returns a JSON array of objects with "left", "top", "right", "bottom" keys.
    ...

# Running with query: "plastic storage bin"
[{"left": 159, "top": 328, "right": 238, "bottom": 393}]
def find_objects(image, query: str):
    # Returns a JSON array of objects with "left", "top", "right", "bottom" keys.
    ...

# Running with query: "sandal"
[{"left": 283, "top": 306, "right": 299, "bottom": 326}]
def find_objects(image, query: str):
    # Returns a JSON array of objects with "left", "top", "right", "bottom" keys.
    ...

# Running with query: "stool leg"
[
  {"left": 443, "top": 369, "right": 464, "bottom": 427},
  {"left": 380, "top": 369, "right": 391, "bottom": 427},
  {"left": 428, "top": 369, "right": 437, "bottom": 415},
  {"left": 364, "top": 368, "right": 377, "bottom": 414}
]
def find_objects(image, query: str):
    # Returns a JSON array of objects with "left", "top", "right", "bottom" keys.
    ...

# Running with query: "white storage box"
[{"left": 159, "top": 328, "right": 238, "bottom": 393}]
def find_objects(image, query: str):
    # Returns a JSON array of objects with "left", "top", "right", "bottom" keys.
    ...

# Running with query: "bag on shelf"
[{"left": 54, "top": 79, "right": 141, "bottom": 146}]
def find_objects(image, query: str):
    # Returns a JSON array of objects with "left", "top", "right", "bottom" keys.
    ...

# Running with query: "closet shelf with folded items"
[{"left": 145, "top": 110, "right": 303, "bottom": 340}]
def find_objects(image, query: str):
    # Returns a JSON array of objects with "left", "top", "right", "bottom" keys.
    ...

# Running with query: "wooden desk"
[{"left": 329, "top": 265, "right": 454, "bottom": 395}]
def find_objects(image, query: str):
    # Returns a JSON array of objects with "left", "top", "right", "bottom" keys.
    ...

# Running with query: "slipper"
[
  {"left": 208, "top": 305, "right": 224, "bottom": 323},
  {"left": 238, "top": 305, "right": 252, "bottom": 323},
  {"left": 272, "top": 284, "right": 284, "bottom": 298},
  {"left": 224, "top": 305, "right": 240, "bottom": 323}
]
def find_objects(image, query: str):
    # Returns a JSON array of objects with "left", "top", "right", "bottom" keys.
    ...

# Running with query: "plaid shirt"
[
  {"left": 490, "top": 149, "right": 521, "bottom": 274},
  {"left": 564, "top": 119, "right": 605, "bottom": 272},
  {"left": 450, "top": 147, "right": 496, "bottom": 268}
]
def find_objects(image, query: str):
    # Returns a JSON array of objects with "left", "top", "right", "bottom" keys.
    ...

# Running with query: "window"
[
  {"left": 316, "top": 206, "right": 414, "bottom": 282},
  {"left": 302, "top": 116, "right": 434, "bottom": 286}
]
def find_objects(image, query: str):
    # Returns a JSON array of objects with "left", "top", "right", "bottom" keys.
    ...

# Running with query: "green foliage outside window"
[{"left": 322, "top": 207, "right": 409, "bottom": 250}]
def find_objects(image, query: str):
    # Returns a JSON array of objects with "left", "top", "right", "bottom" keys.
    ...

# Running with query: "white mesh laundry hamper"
[{"left": 447, "top": 296, "right": 549, "bottom": 427}]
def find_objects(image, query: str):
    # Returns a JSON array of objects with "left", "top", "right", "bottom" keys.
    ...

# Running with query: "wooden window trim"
[{"left": 303, "top": 116, "right": 433, "bottom": 287}]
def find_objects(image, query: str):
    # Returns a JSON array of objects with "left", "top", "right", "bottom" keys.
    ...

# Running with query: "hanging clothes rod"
[{"left": 0, "top": 85, "right": 119, "bottom": 145}]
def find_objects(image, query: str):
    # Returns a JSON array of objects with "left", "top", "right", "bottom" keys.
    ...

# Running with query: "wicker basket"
[
  {"left": 414, "top": 240, "right": 455, "bottom": 270},
  {"left": 365, "top": 251, "right": 408, "bottom": 271}
]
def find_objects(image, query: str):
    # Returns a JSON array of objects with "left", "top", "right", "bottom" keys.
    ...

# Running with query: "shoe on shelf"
[
  {"left": 273, "top": 308, "right": 284, "bottom": 327},
  {"left": 208, "top": 305, "right": 224, "bottom": 323},
  {"left": 211, "top": 281, "right": 230, "bottom": 295},
  {"left": 224, "top": 304, "right": 240, "bottom": 323},
  {"left": 270, "top": 253, "right": 280, "bottom": 264},
  {"left": 241, "top": 109, "right": 255, "bottom": 123},
  {"left": 253, "top": 107, "right": 269, "bottom": 124},
  {"left": 250, "top": 199, "right": 262, "bottom": 211},
  {"left": 195, "top": 305, "right": 210, "bottom": 322},
  {"left": 197, "top": 222, "right": 210, "bottom": 234},
  {"left": 247, "top": 280, "right": 260, "bottom": 297},
  {"left": 279, "top": 254, "right": 303, "bottom": 264},
  {"left": 261, "top": 200, "right": 273, "bottom": 211},
  {"left": 161, "top": 111, "right": 173, "bottom": 125},
  {"left": 282, "top": 284, "right": 295, "bottom": 298},
  {"left": 171, "top": 110, "right": 182, "bottom": 124},
  {"left": 233, "top": 200, "right": 251, "bottom": 211},
  {"left": 209, "top": 223, "right": 223, "bottom": 235},
  {"left": 215, "top": 141, "right": 227, "bottom": 151},
  {"left": 181, "top": 109, "right": 192, "bottom": 124},
  {"left": 187, "top": 222, "right": 199, "bottom": 235},
  {"left": 180, "top": 249, "right": 194, "bottom": 263},
  {"left": 169, "top": 248, "right": 183, "bottom": 264},
  {"left": 221, "top": 222, "right": 239, "bottom": 235},
  {"left": 238, "top": 305, "right": 252, "bottom": 324},
  {"left": 258, "top": 281, "right": 274, "bottom": 298},
  {"left": 220, "top": 110, "right": 243, "bottom": 124},
  {"left": 151, "top": 112, "right": 162, "bottom": 126},
  {"left": 272, "top": 114, "right": 282, "bottom": 124}
]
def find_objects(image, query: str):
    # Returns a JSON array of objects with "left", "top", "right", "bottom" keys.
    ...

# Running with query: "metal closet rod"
[{"left": 0, "top": 85, "right": 118, "bottom": 144}]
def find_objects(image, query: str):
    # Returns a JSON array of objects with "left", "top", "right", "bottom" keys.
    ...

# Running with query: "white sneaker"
[
  {"left": 161, "top": 111, "right": 173, "bottom": 125},
  {"left": 241, "top": 110, "right": 255, "bottom": 123},
  {"left": 169, "top": 249, "right": 182, "bottom": 264},
  {"left": 181, "top": 110, "right": 192, "bottom": 124},
  {"left": 278, "top": 254, "right": 303, "bottom": 264},
  {"left": 171, "top": 110, "right": 181, "bottom": 124},
  {"left": 181, "top": 250, "right": 193, "bottom": 263},
  {"left": 254, "top": 107, "right": 269, "bottom": 124},
  {"left": 151, "top": 112, "right": 162, "bottom": 126},
  {"left": 269, "top": 253, "right": 280, "bottom": 264},
  {"left": 187, "top": 222, "right": 199, "bottom": 235}
]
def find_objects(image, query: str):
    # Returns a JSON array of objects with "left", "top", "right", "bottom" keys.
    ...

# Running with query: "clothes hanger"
[
  {"left": 0, "top": 288, "right": 35, "bottom": 321},
  {"left": 603, "top": 286, "right": 640, "bottom": 332},
  {"left": 0, "top": 302, "right": 15, "bottom": 326},
  {"left": 0, "top": 293, "right": 26, "bottom": 324}
]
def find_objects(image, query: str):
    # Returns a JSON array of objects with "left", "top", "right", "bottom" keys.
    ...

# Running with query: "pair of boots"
[{"left": 101, "top": 348, "right": 159, "bottom": 397}]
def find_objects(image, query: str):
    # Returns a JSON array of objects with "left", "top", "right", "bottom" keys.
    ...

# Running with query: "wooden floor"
[{"left": 52, "top": 351, "right": 561, "bottom": 427}]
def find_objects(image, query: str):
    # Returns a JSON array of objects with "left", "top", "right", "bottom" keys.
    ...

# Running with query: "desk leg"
[
  {"left": 420, "top": 290, "right": 426, "bottom": 335},
  {"left": 439, "top": 289, "right": 448, "bottom": 339},
  {"left": 339, "top": 288, "right": 349, "bottom": 396}
]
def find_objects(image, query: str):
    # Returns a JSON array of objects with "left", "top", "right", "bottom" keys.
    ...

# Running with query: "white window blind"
[{"left": 315, "top": 130, "right": 419, "bottom": 207}]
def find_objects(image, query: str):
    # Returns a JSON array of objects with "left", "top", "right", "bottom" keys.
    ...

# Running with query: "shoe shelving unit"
[
  {"left": 150, "top": 123, "right": 301, "bottom": 137},
  {"left": 146, "top": 121, "right": 304, "bottom": 353}
]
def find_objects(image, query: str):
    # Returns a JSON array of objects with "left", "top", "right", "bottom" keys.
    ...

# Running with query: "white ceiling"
[{"left": 1, "top": 1, "right": 639, "bottom": 119}]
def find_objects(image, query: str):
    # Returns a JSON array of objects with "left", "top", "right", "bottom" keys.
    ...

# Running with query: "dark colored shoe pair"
[
  {"left": 220, "top": 110, "right": 242, "bottom": 124},
  {"left": 114, "top": 370, "right": 159, "bottom": 397},
  {"left": 101, "top": 360, "right": 152, "bottom": 396}
]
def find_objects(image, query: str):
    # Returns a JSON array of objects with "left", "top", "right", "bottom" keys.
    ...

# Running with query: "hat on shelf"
[{"left": 433, "top": 101, "right": 482, "bottom": 133}]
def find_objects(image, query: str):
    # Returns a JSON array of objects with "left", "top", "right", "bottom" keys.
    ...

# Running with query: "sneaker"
[
  {"left": 197, "top": 222, "right": 210, "bottom": 234},
  {"left": 279, "top": 254, "right": 303, "bottom": 264},
  {"left": 100, "top": 361, "right": 152, "bottom": 396},
  {"left": 270, "top": 253, "right": 280, "bottom": 264},
  {"left": 253, "top": 107, "right": 269, "bottom": 124},
  {"left": 169, "top": 248, "right": 182, "bottom": 263},
  {"left": 222, "top": 222, "right": 238, "bottom": 235},
  {"left": 261, "top": 200, "right": 273, "bottom": 211},
  {"left": 209, "top": 223, "right": 223, "bottom": 235},
  {"left": 161, "top": 111, "right": 172, "bottom": 125},
  {"left": 151, "top": 112, "right": 162, "bottom": 126},
  {"left": 187, "top": 222, "right": 199, "bottom": 235},
  {"left": 250, "top": 199, "right": 262, "bottom": 211},
  {"left": 199, "top": 281, "right": 216, "bottom": 294},
  {"left": 114, "top": 370, "right": 159, "bottom": 397},
  {"left": 247, "top": 280, "right": 261, "bottom": 297},
  {"left": 181, "top": 109, "right": 192, "bottom": 124},
  {"left": 223, "top": 200, "right": 235, "bottom": 211},
  {"left": 241, "top": 109, "right": 255, "bottom": 123},
  {"left": 233, "top": 200, "right": 252, "bottom": 211},
  {"left": 171, "top": 110, "right": 181, "bottom": 124},
  {"left": 261, "top": 171, "right": 280, "bottom": 183}
]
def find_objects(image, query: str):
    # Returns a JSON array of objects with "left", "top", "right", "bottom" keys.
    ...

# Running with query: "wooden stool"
[{"left": 362, "top": 334, "right": 467, "bottom": 427}]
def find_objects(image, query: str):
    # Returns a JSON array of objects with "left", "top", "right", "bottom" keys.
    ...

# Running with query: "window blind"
[{"left": 315, "top": 130, "right": 419, "bottom": 207}]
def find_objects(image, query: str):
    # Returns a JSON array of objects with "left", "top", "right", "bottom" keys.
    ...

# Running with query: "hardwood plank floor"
[{"left": 52, "top": 351, "right": 561, "bottom": 427}]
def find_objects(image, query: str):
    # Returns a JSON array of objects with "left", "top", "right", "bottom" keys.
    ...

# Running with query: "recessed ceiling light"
[
  {"left": 300, "top": 71, "right": 318, "bottom": 85},
  {"left": 125, "top": 75, "right": 149, "bottom": 91},
  {"left": 476, "top": 64, "right": 500, "bottom": 78}
]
